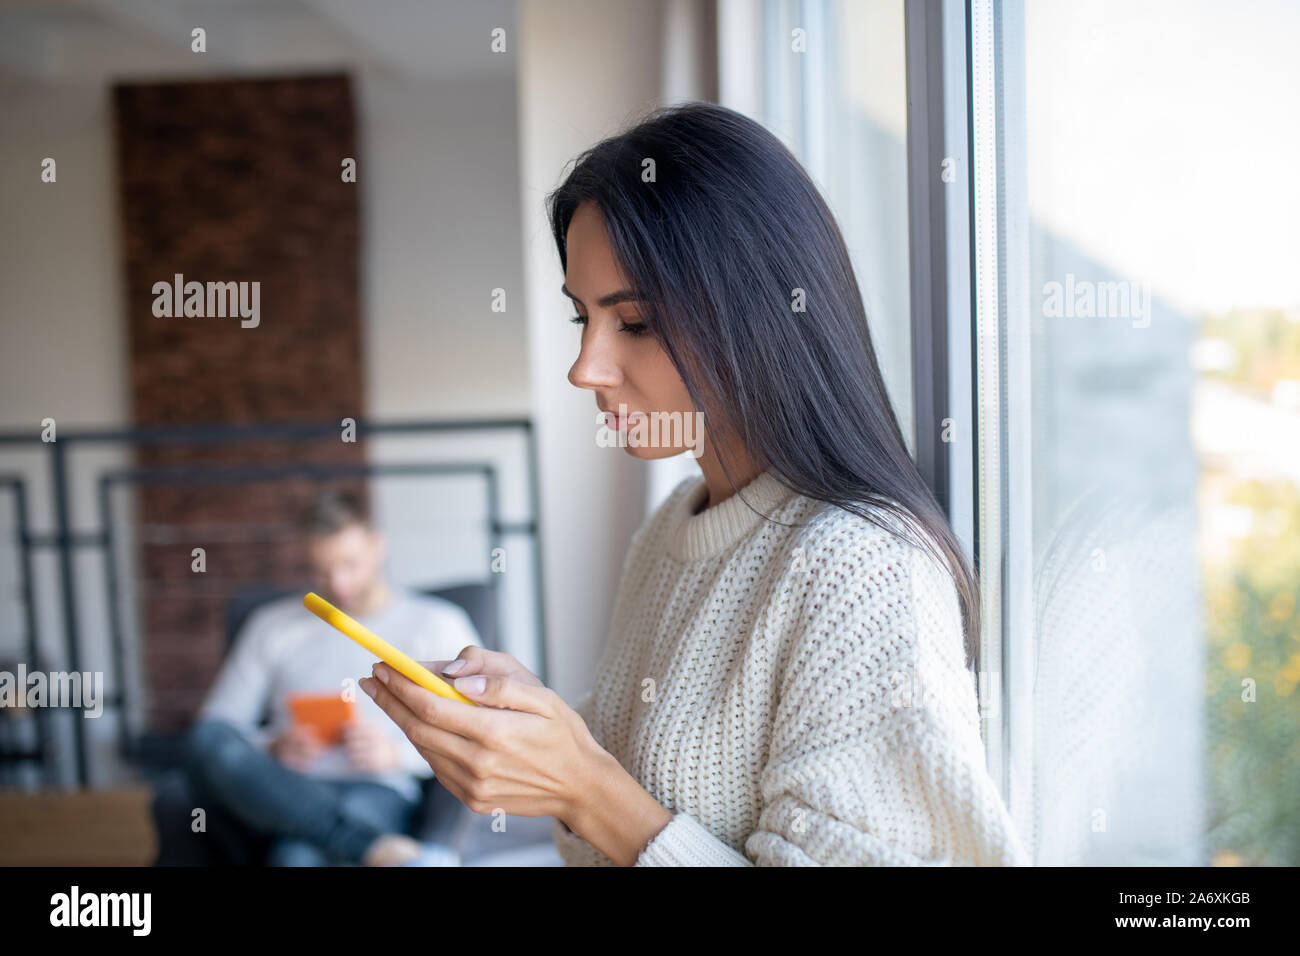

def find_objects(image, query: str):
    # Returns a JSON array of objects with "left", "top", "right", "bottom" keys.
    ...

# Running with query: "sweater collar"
[{"left": 666, "top": 468, "right": 800, "bottom": 563}]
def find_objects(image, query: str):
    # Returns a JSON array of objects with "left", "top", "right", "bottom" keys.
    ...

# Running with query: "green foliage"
[
  {"left": 1200, "top": 308, "right": 1300, "bottom": 394},
  {"left": 1203, "top": 477, "right": 1300, "bottom": 865}
]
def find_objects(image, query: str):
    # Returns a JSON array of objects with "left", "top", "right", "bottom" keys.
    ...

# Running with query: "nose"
[{"left": 567, "top": 323, "right": 622, "bottom": 392}]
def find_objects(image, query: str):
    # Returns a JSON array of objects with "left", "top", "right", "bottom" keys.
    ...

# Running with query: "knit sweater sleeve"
[{"left": 636, "top": 522, "right": 1031, "bottom": 867}]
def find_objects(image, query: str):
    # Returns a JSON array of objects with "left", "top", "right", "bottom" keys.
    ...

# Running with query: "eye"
[{"left": 569, "top": 314, "right": 650, "bottom": 336}]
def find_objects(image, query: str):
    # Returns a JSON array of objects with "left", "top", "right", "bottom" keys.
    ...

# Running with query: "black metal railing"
[{"left": 0, "top": 418, "right": 547, "bottom": 787}]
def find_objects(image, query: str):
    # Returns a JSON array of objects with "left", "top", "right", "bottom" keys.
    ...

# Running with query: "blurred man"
[{"left": 154, "top": 487, "right": 483, "bottom": 866}]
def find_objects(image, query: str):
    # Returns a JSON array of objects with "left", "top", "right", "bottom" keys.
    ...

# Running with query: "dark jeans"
[{"left": 153, "top": 718, "right": 418, "bottom": 866}]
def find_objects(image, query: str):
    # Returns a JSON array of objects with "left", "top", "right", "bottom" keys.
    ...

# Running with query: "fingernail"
[
  {"left": 454, "top": 675, "right": 485, "bottom": 695},
  {"left": 375, "top": 665, "right": 390, "bottom": 685},
  {"left": 362, "top": 678, "right": 377, "bottom": 698},
  {"left": 442, "top": 659, "right": 465, "bottom": 675}
]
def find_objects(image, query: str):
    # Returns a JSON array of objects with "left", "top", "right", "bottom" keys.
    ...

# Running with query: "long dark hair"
[{"left": 547, "top": 101, "right": 981, "bottom": 670}]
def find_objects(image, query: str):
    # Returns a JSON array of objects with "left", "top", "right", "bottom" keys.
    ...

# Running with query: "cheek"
[{"left": 638, "top": 349, "right": 693, "bottom": 412}]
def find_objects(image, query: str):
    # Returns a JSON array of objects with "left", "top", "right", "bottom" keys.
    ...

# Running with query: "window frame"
[{"left": 904, "top": 0, "right": 1032, "bottom": 847}]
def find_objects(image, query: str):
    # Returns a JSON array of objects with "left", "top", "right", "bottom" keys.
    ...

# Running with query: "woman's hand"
[
  {"left": 357, "top": 660, "right": 599, "bottom": 824},
  {"left": 423, "top": 646, "right": 544, "bottom": 688}
]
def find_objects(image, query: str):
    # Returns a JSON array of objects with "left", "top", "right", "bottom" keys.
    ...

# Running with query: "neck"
[{"left": 694, "top": 440, "right": 761, "bottom": 513}]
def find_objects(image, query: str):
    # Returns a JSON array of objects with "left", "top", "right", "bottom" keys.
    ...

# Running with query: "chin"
[{"left": 625, "top": 444, "right": 696, "bottom": 460}]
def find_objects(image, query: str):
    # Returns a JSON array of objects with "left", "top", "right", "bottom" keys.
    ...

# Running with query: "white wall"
[
  {"left": 358, "top": 70, "right": 529, "bottom": 419},
  {"left": 516, "top": 0, "right": 678, "bottom": 702},
  {"left": 0, "top": 85, "right": 129, "bottom": 432}
]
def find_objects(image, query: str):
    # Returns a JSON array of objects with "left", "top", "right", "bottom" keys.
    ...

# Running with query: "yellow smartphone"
[{"left": 302, "top": 592, "right": 481, "bottom": 707}]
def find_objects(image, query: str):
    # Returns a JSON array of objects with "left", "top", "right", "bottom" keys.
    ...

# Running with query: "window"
[
  {"left": 714, "top": 0, "right": 1298, "bottom": 867},
  {"left": 973, "top": 0, "right": 1300, "bottom": 865}
]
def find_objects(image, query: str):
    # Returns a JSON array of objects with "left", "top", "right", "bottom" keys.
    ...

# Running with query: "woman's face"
[{"left": 564, "top": 201, "right": 703, "bottom": 460}]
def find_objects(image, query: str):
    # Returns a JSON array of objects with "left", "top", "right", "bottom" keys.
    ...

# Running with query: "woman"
[{"left": 360, "top": 101, "right": 1030, "bottom": 866}]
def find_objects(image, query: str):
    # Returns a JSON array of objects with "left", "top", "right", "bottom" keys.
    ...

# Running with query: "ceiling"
[{"left": 0, "top": 0, "right": 517, "bottom": 86}]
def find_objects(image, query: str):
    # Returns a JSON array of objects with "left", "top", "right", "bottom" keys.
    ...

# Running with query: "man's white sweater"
[{"left": 553, "top": 468, "right": 1031, "bottom": 866}]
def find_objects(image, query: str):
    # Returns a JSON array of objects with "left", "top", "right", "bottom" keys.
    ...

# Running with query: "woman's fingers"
[
  {"left": 439, "top": 645, "right": 500, "bottom": 676},
  {"left": 445, "top": 672, "right": 560, "bottom": 718},
  {"left": 424, "top": 658, "right": 464, "bottom": 676},
  {"left": 420, "top": 646, "right": 543, "bottom": 687},
  {"left": 362, "top": 669, "right": 510, "bottom": 810},
  {"left": 361, "top": 671, "right": 484, "bottom": 765}
]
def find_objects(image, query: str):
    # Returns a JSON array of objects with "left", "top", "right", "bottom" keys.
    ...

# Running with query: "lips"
[{"left": 599, "top": 406, "right": 645, "bottom": 430}]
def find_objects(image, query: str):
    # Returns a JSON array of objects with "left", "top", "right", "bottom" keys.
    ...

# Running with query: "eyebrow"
[{"left": 560, "top": 284, "right": 645, "bottom": 308}]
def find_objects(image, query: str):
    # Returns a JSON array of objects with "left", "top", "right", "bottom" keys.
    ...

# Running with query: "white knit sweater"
[{"left": 552, "top": 468, "right": 1031, "bottom": 866}]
